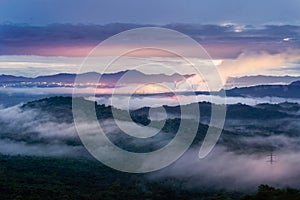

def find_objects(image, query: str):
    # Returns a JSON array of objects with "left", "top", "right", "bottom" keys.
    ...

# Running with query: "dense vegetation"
[
  {"left": 1, "top": 155, "right": 300, "bottom": 200},
  {"left": 0, "top": 154, "right": 242, "bottom": 200},
  {"left": 241, "top": 185, "right": 300, "bottom": 200}
]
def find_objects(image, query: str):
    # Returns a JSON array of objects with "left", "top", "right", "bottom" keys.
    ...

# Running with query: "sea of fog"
[
  {"left": 1, "top": 87, "right": 300, "bottom": 190},
  {"left": 89, "top": 94, "right": 300, "bottom": 110},
  {"left": 1, "top": 87, "right": 300, "bottom": 109}
]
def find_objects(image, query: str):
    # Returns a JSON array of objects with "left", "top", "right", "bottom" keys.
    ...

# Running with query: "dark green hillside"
[
  {"left": 0, "top": 155, "right": 243, "bottom": 200},
  {"left": 1, "top": 155, "right": 300, "bottom": 200}
]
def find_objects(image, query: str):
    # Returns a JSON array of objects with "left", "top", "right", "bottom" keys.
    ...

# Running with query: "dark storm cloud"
[
  {"left": 1, "top": 23, "right": 300, "bottom": 58},
  {"left": 0, "top": 23, "right": 145, "bottom": 56}
]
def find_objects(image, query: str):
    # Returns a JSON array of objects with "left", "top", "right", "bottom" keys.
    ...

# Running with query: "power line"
[{"left": 267, "top": 151, "right": 276, "bottom": 164}]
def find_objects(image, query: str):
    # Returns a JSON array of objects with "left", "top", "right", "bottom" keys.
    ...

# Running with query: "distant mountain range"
[
  {"left": 0, "top": 70, "right": 193, "bottom": 88},
  {"left": 225, "top": 75, "right": 300, "bottom": 88},
  {"left": 226, "top": 80, "right": 300, "bottom": 98},
  {"left": 2, "top": 72, "right": 300, "bottom": 98},
  {"left": 138, "top": 80, "right": 300, "bottom": 98}
]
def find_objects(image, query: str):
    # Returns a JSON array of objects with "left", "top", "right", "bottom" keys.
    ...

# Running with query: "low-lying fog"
[
  {"left": 0, "top": 96, "right": 300, "bottom": 191},
  {"left": 1, "top": 88, "right": 300, "bottom": 109}
]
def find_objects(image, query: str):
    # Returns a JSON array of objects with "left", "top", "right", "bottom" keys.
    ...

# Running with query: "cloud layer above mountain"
[
  {"left": 1, "top": 23, "right": 300, "bottom": 85},
  {"left": 1, "top": 23, "right": 300, "bottom": 58}
]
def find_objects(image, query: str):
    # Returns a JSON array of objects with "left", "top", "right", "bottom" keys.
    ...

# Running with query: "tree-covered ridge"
[
  {"left": 18, "top": 96, "right": 300, "bottom": 153},
  {"left": 1, "top": 154, "right": 300, "bottom": 200}
]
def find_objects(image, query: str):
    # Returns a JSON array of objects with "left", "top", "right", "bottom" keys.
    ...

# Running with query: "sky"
[
  {"left": 0, "top": 0, "right": 300, "bottom": 91},
  {"left": 1, "top": 0, "right": 300, "bottom": 25}
]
